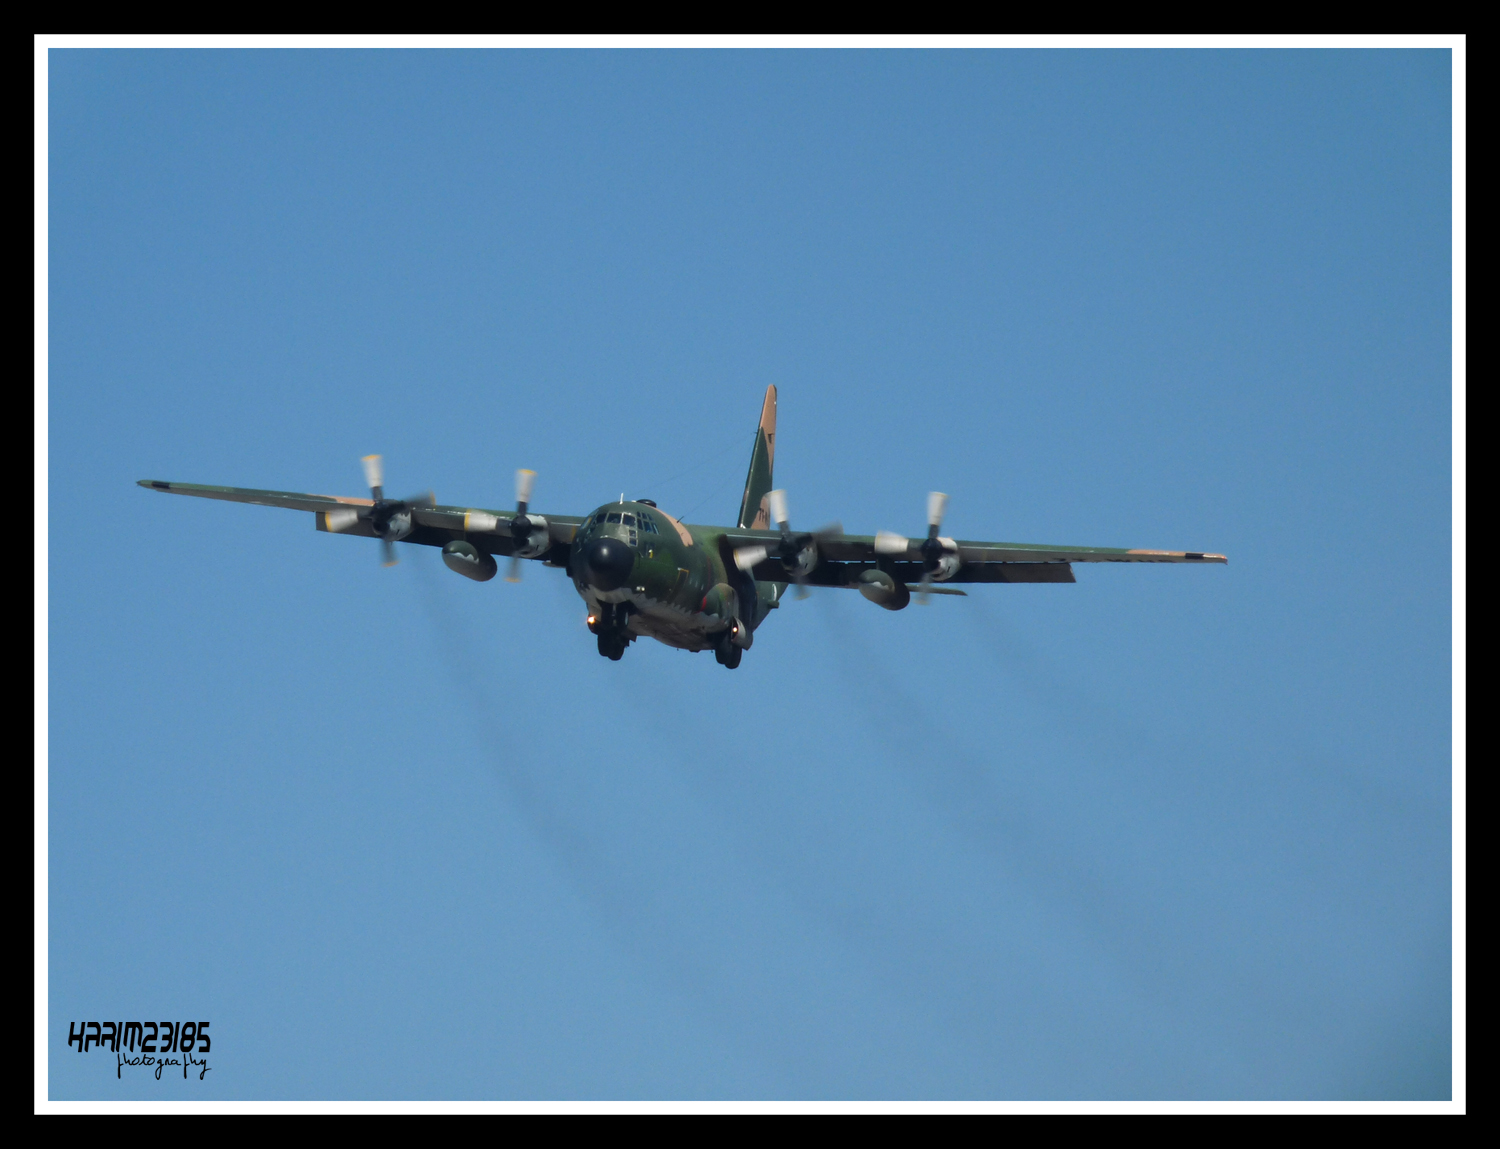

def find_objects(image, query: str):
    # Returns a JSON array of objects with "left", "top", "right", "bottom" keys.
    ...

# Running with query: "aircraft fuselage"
[{"left": 570, "top": 500, "right": 781, "bottom": 661}]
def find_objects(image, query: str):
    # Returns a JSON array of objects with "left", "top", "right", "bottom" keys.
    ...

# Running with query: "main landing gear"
[
  {"left": 590, "top": 602, "right": 632, "bottom": 661},
  {"left": 713, "top": 631, "right": 742, "bottom": 670}
]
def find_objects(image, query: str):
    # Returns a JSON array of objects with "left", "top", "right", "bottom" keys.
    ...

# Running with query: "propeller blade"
[
  {"left": 767, "top": 489, "right": 790, "bottom": 531},
  {"left": 874, "top": 530, "right": 909, "bottom": 555},
  {"left": 381, "top": 537, "right": 398, "bottom": 568},
  {"left": 917, "top": 572, "right": 932, "bottom": 604},
  {"left": 734, "top": 545, "right": 768, "bottom": 572},
  {"left": 406, "top": 490, "right": 436, "bottom": 507},
  {"left": 325, "top": 508, "right": 359, "bottom": 533},
  {"left": 362, "top": 454, "right": 385, "bottom": 495},
  {"left": 794, "top": 581, "right": 810, "bottom": 600},
  {"left": 927, "top": 491, "right": 949, "bottom": 535},
  {"left": 812, "top": 521, "right": 843, "bottom": 540},
  {"left": 515, "top": 469, "right": 536, "bottom": 510},
  {"left": 506, "top": 555, "right": 523, "bottom": 583}
]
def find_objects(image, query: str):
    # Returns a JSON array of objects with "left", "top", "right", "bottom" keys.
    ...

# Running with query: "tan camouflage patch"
[
  {"left": 315, "top": 494, "right": 375, "bottom": 506},
  {"left": 759, "top": 385, "right": 777, "bottom": 472},
  {"left": 751, "top": 493, "right": 770, "bottom": 530},
  {"left": 657, "top": 509, "right": 695, "bottom": 546}
]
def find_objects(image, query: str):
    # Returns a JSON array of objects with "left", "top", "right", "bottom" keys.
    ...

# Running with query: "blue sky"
[{"left": 46, "top": 49, "right": 1452, "bottom": 1099}]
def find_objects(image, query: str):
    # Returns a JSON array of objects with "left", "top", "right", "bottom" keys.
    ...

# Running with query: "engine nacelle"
[
  {"left": 785, "top": 541, "right": 818, "bottom": 579},
  {"left": 512, "top": 515, "right": 551, "bottom": 559},
  {"left": 857, "top": 568, "right": 911, "bottom": 611},
  {"left": 442, "top": 540, "right": 498, "bottom": 582},
  {"left": 927, "top": 537, "right": 961, "bottom": 582},
  {"left": 380, "top": 509, "right": 414, "bottom": 543},
  {"left": 464, "top": 509, "right": 549, "bottom": 558}
]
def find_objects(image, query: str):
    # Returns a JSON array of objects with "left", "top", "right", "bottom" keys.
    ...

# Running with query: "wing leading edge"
[
  {"left": 137, "top": 480, "right": 585, "bottom": 558},
  {"left": 139, "top": 480, "right": 1225, "bottom": 585}
]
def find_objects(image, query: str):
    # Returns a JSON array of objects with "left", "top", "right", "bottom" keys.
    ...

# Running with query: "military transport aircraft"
[{"left": 139, "top": 386, "right": 1225, "bottom": 669}]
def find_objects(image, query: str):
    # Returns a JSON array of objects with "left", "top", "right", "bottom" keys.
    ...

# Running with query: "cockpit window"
[
  {"left": 594, "top": 513, "right": 606, "bottom": 524},
  {"left": 622, "top": 514, "right": 637, "bottom": 527},
  {"left": 606, "top": 512, "right": 621, "bottom": 524}
]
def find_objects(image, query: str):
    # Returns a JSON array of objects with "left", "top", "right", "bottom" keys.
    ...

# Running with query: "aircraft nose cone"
[{"left": 582, "top": 536, "right": 635, "bottom": 592}]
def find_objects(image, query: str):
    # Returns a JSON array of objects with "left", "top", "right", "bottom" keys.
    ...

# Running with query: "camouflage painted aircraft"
[{"left": 139, "top": 386, "right": 1225, "bottom": 669}]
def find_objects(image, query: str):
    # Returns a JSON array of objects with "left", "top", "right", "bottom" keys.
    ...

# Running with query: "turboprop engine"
[
  {"left": 503, "top": 469, "right": 550, "bottom": 579},
  {"left": 319, "top": 454, "right": 437, "bottom": 567},
  {"left": 731, "top": 488, "right": 842, "bottom": 600},
  {"left": 873, "top": 491, "right": 961, "bottom": 603},
  {"left": 455, "top": 469, "right": 552, "bottom": 582},
  {"left": 922, "top": 539, "right": 961, "bottom": 582}
]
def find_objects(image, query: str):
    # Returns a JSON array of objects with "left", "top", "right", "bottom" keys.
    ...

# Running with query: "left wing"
[
  {"left": 719, "top": 525, "right": 1226, "bottom": 586},
  {"left": 138, "top": 480, "right": 585, "bottom": 560}
]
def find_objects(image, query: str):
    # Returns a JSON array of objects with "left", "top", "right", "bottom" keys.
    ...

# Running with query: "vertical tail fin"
[{"left": 737, "top": 386, "right": 778, "bottom": 529}]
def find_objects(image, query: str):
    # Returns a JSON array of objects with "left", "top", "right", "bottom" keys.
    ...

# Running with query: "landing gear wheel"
[
  {"left": 597, "top": 633, "right": 625, "bottom": 661},
  {"left": 714, "top": 635, "right": 742, "bottom": 669}
]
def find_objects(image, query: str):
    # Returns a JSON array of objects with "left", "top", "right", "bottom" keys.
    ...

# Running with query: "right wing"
[{"left": 138, "top": 480, "right": 586, "bottom": 560}]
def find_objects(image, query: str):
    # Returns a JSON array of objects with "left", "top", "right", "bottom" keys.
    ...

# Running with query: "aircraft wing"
[
  {"left": 719, "top": 526, "right": 1226, "bottom": 586},
  {"left": 137, "top": 480, "right": 585, "bottom": 559}
]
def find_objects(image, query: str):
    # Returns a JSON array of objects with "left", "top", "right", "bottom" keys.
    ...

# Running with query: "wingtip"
[{"left": 1156, "top": 549, "right": 1229, "bottom": 564}]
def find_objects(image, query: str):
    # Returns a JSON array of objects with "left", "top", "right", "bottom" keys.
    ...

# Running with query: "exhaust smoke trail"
[
  {"left": 404, "top": 556, "right": 848, "bottom": 1091},
  {"left": 808, "top": 590, "right": 1248, "bottom": 1087}
]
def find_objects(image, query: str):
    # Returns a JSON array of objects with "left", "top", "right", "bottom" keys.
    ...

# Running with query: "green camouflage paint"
[
  {"left": 737, "top": 385, "right": 777, "bottom": 530},
  {"left": 138, "top": 385, "right": 1224, "bottom": 668}
]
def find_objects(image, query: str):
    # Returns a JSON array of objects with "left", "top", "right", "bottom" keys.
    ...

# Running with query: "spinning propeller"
[
  {"left": 330, "top": 454, "right": 434, "bottom": 567},
  {"left": 874, "top": 491, "right": 955, "bottom": 603},
  {"left": 733, "top": 489, "right": 842, "bottom": 598},
  {"left": 506, "top": 468, "right": 539, "bottom": 583}
]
